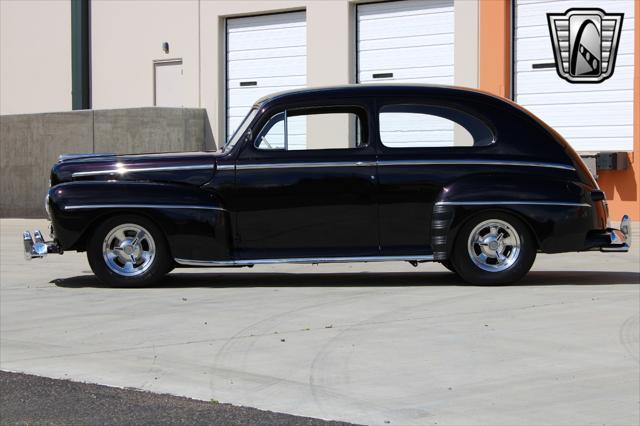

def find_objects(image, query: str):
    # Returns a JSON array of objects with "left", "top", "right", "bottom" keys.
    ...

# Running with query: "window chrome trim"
[
  {"left": 72, "top": 164, "right": 214, "bottom": 178},
  {"left": 377, "top": 159, "right": 575, "bottom": 171},
  {"left": 435, "top": 201, "right": 591, "bottom": 207},
  {"left": 64, "top": 204, "right": 226, "bottom": 211},
  {"left": 174, "top": 254, "right": 434, "bottom": 267}
]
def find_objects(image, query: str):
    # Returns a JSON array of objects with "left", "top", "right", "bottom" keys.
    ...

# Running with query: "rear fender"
[{"left": 431, "top": 173, "right": 601, "bottom": 257}]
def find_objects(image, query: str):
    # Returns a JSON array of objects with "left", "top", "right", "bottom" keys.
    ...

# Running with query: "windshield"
[{"left": 223, "top": 107, "right": 258, "bottom": 152}]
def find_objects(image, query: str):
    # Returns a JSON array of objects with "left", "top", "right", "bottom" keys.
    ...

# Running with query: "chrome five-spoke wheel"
[
  {"left": 467, "top": 219, "right": 521, "bottom": 272},
  {"left": 103, "top": 224, "right": 156, "bottom": 276},
  {"left": 88, "top": 215, "right": 171, "bottom": 287},
  {"left": 451, "top": 212, "right": 536, "bottom": 285}
]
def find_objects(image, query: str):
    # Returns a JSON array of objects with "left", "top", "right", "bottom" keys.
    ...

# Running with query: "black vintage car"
[{"left": 24, "top": 85, "right": 631, "bottom": 286}]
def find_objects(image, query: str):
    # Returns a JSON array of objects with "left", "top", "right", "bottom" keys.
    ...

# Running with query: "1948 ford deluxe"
[{"left": 23, "top": 85, "right": 631, "bottom": 286}]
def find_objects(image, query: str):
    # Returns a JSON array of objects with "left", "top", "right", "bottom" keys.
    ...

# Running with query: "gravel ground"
[{"left": 0, "top": 371, "right": 355, "bottom": 425}]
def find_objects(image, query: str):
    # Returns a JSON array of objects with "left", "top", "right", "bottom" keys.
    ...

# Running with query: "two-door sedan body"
[{"left": 24, "top": 85, "right": 631, "bottom": 286}]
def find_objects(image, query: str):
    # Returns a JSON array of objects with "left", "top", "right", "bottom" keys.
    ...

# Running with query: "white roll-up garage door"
[
  {"left": 357, "top": 0, "right": 455, "bottom": 148},
  {"left": 515, "top": 0, "right": 635, "bottom": 152},
  {"left": 226, "top": 11, "right": 306, "bottom": 141},
  {"left": 357, "top": 0, "right": 454, "bottom": 85}
]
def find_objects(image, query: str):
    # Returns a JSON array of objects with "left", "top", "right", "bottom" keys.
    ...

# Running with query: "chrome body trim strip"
[
  {"left": 377, "top": 159, "right": 576, "bottom": 171},
  {"left": 235, "top": 161, "right": 377, "bottom": 171},
  {"left": 435, "top": 201, "right": 591, "bottom": 207},
  {"left": 175, "top": 254, "right": 434, "bottom": 267},
  {"left": 72, "top": 164, "right": 214, "bottom": 178},
  {"left": 72, "top": 160, "right": 574, "bottom": 176},
  {"left": 64, "top": 204, "right": 226, "bottom": 211}
]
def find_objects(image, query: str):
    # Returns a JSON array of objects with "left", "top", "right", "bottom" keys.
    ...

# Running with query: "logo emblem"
[{"left": 547, "top": 8, "right": 623, "bottom": 83}]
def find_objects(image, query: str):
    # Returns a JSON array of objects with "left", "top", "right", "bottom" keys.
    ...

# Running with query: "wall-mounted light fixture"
[{"left": 162, "top": 42, "right": 169, "bottom": 54}]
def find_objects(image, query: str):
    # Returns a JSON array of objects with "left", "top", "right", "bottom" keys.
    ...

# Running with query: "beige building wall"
[
  {"left": 90, "top": 0, "right": 200, "bottom": 110},
  {"left": 0, "top": 0, "right": 72, "bottom": 115},
  {"left": 2, "top": 0, "right": 480, "bottom": 148}
]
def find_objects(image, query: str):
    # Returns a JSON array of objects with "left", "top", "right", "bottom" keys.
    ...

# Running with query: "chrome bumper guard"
[
  {"left": 23, "top": 230, "right": 62, "bottom": 260},
  {"left": 600, "top": 215, "right": 631, "bottom": 252}
]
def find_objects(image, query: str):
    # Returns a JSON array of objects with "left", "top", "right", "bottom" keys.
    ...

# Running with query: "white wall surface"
[{"left": 0, "top": 0, "right": 72, "bottom": 115}]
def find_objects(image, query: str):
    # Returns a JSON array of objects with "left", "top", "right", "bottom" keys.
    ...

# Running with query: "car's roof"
[{"left": 255, "top": 84, "right": 507, "bottom": 106}]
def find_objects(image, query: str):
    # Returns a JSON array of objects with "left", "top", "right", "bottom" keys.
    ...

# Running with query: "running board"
[{"left": 174, "top": 255, "right": 435, "bottom": 267}]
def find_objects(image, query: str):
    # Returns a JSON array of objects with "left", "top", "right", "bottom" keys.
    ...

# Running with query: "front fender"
[
  {"left": 431, "top": 172, "right": 604, "bottom": 257},
  {"left": 48, "top": 181, "right": 231, "bottom": 261}
]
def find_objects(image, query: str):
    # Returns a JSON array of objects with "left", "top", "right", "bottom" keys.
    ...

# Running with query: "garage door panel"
[
  {"left": 516, "top": 52, "right": 634, "bottom": 72},
  {"left": 228, "top": 57, "right": 306, "bottom": 79},
  {"left": 554, "top": 125, "right": 633, "bottom": 139},
  {"left": 359, "top": 45, "right": 454, "bottom": 71},
  {"left": 227, "top": 27, "right": 306, "bottom": 52},
  {"left": 358, "top": 0, "right": 453, "bottom": 18},
  {"left": 228, "top": 46, "right": 305, "bottom": 62},
  {"left": 227, "top": 11, "right": 305, "bottom": 31},
  {"left": 516, "top": 66, "right": 634, "bottom": 93},
  {"left": 227, "top": 76, "right": 306, "bottom": 90},
  {"left": 359, "top": 65, "right": 454, "bottom": 83},
  {"left": 359, "top": 33, "right": 453, "bottom": 51},
  {"left": 358, "top": 14, "right": 453, "bottom": 41},
  {"left": 526, "top": 103, "right": 633, "bottom": 127},
  {"left": 517, "top": 0, "right": 634, "bottom": 23},
  {"left": 517, "top": 88, "right": 635, "bottom": 105},
  {"left": 226, "top": 12, "right": 306, "bottom": 141}
]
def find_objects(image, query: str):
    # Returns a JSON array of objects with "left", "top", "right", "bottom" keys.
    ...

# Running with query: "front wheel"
[
  {"left": 87, "top": 215, "right": 172, "bottom": 287},
  {"left": 450, "top": 212, "right": 536, "bottom": 285}
]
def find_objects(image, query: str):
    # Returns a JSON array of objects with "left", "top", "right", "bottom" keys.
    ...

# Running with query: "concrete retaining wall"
[{"left": 0, "top": 107, "right": 209, "bottom": 218}]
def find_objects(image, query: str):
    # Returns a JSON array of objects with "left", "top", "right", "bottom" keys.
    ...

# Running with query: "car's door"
[
  {"left": 375, "top": 98, "right": 495, "bottom": 256},
  {"left": 231, "top": 104, "right": 379, "bottom": 259}
]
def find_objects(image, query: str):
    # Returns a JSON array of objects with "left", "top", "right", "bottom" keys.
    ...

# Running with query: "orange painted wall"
[{"left": 478, "top": 0, "right": 640, "bottom": 221}]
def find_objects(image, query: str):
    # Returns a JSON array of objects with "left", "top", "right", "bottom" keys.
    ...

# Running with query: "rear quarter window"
[{"left": 378, "top": 104, "right": 495, "bottom": 148}]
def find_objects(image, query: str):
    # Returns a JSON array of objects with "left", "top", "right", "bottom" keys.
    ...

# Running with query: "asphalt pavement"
[
  {"left": 1, "top": 218, "right": 639, "bottom": 425},
  {"left": 0, "top": 370, "right": 354, "bottom": 425}
]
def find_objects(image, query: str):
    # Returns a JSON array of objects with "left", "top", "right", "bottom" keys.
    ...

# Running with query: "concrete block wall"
[{"left": 0, "top": 107, "right": 208, "bottom": 218}]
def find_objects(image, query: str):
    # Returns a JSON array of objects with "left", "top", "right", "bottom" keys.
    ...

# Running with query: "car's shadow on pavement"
[{"left": 51, "top": 270, "right": 640, "bottom": 289}]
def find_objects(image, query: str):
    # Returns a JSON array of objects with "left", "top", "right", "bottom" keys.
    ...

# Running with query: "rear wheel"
[
  {"left": 87, "top": 215, "right": 172, "bottom": 287},
  {"left": 451, "top": 212, "right": 536, "bottom": 285}
]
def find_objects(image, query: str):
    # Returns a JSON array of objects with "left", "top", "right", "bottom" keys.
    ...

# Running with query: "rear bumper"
[{"left": 587, "top": 215, "right": 632, "bottom": 253}]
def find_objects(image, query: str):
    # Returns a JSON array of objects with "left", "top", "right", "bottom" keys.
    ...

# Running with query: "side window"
[
  {"left": 255, "top": 109, "right": 366, "bottom": 151},
  {"left": 378, "top": 104, "right": 494, "bottom": 148}
]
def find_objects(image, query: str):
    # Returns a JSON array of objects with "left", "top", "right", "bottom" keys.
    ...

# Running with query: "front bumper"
[
  {"left": 594, "top": 215, "right": 632, "bottom": 253},
  {"left": 23, "top": 229, "right": 62, "bottom": 260}
]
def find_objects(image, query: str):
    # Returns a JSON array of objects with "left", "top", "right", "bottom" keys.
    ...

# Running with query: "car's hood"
[{"left": 51, "top": 151, "right": 218, "bottom": 186}]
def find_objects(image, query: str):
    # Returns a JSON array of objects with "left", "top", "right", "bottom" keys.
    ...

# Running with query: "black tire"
[
  {"left": 440, "top": 260, "right": 458, "bottom": 274},
  {"left": 87, "top": 215, "right": 172, "bottom": 287},
  {"left": 450, "top": 212, "right": 536, "bottom": 285}
]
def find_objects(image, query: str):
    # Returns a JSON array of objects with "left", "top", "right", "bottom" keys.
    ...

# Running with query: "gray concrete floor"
[{"left": 1, "top": 218, "right": 639, "bottom": 426}]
